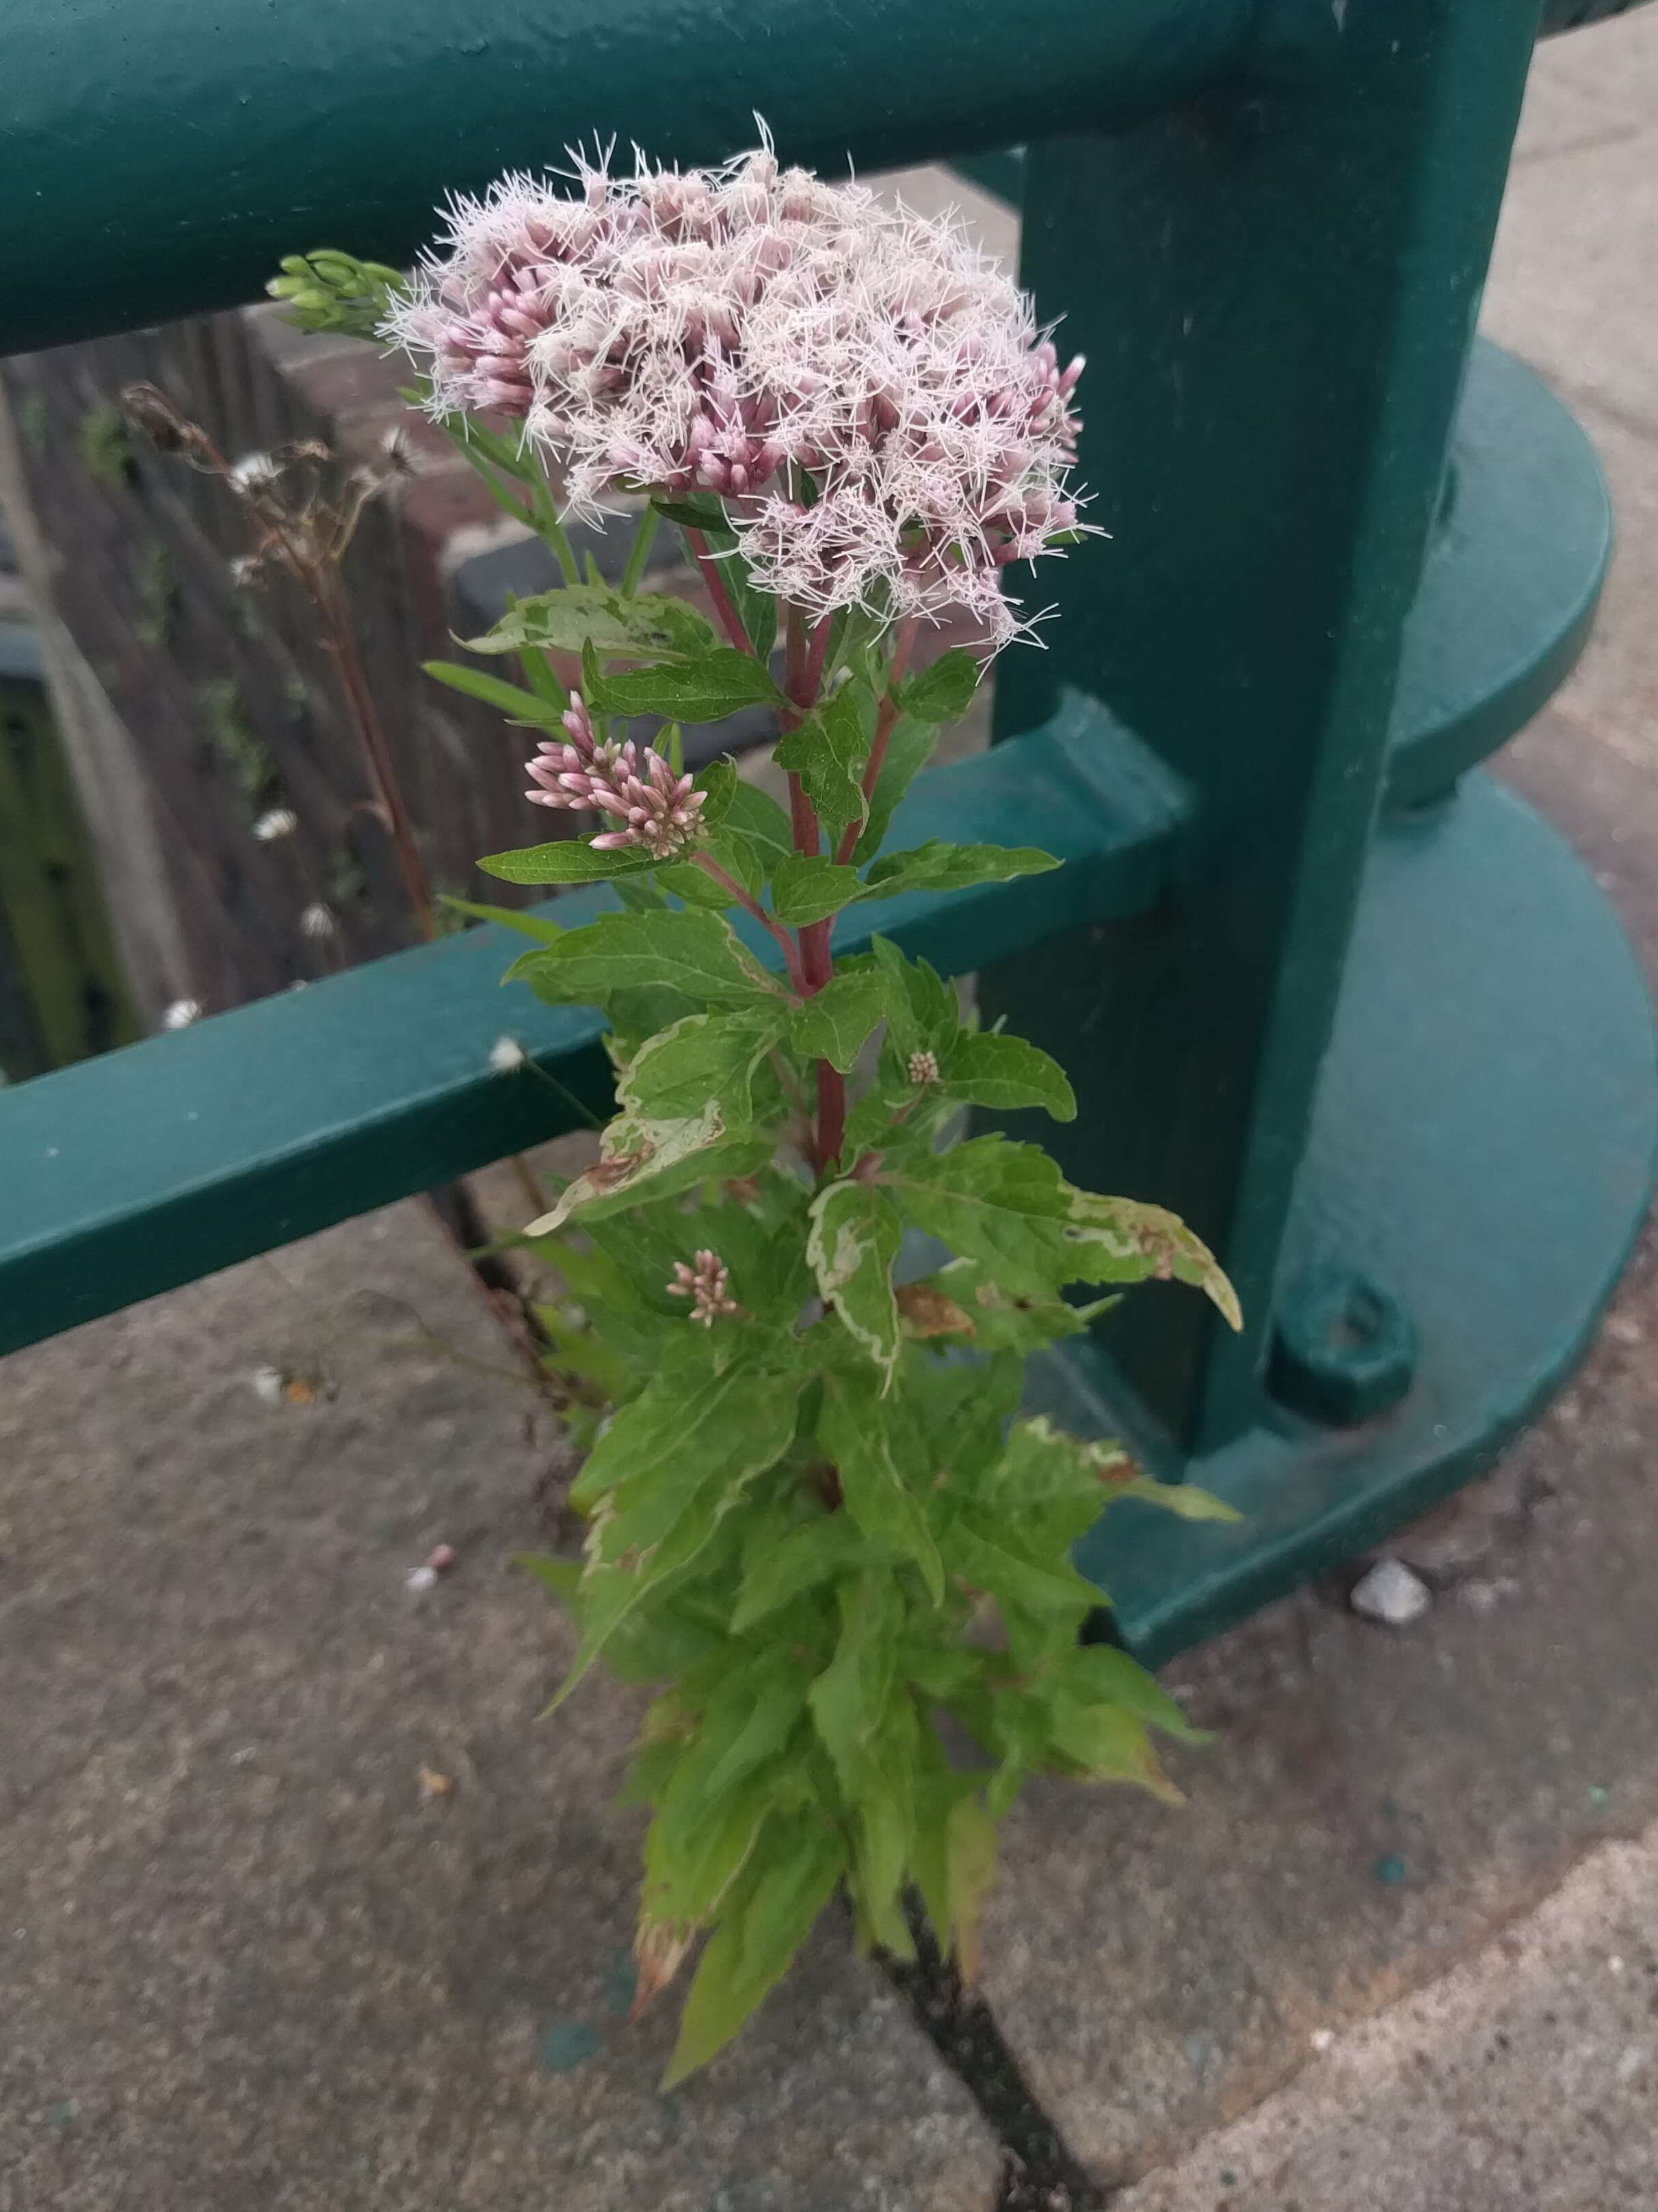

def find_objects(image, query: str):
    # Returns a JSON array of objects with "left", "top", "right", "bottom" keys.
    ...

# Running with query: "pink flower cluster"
[
  {"left": 525, "top": 691, "right": 705, "bottom": 859},
  {"left": 665, "top": 1248, "right": 741, "bottom": 1325},
  {"left": 388, "top": 141, "right": 1085, "bottom": 645}
]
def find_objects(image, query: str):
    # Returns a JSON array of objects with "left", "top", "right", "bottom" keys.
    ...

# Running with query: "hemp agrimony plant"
[{"left": 280, "top": 142, "right": 1239, "bottom": 2085}]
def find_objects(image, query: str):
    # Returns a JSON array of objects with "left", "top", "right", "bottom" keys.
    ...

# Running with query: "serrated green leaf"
[
  {"left": 718, "top": 777, "right": 795, "bottom": 866},
  {"left": 774, "top": 685, "right": 869, "bottom": 840},
  {"left": 769, "top": 855, "right": 866, "bottom": 926},
  {"left": 1041, "top": 1693, "right": 1183, "bottom": 1804},
  {"left": 806, "top": 1180, "right": 902, "bottom": 1381},
  {"left": 899, "top": 647, "right": 982, "bottom": 724},
  {"left": 731, "top": 1513, "right": 886, "bottom": 1632},
  {"left": 619, "top": 1008, "right": 788, "bottom": 1122},
  {"left": 476, "top": 840, "right": 659, "bottom": 886},
  {"left": 818, "top": 1370, "right": 944, "bottom": 1602},
  {"left": 507, "top": 908, "right": 785, "bottom": 1012},
  {"left": 912, "top": 1774, "right": 999, "bottom": 1979},
  {"left": 526, "top": 1102, "right": 728, "bottom": 1235},
  {"left": 1070, "top": 1642, "right": 1208, "bottom": 1745},
  {"left": 583, "top": 644, "right": 783, "bottom": 723},
  {"left": 867, "top": 936, "right": 960, "bottom": 1060},
  {"left": 661, "top": 1827, "right": 843, "bottom": 2086},
  {"left": 882, "top": 1136, "right": 1073, "bottom": 1299},
  {"left": 808, "top": 1573, "right": 902, "bottom": 1803},
  {"left": 460, "top": 584, "right": 714, "bottom": 662},
  {"left": 423, "top": 659, "right": 564, "bottom": 725},
  {"left": 791, "top": 968, "right": 892, "bottom": 1072},
  {"left": 553, "top": 1362, "right": 800, "bottom": 1700},
  {"left": 438, "top": 894, "right": 565, "bottom": 944},
  {"left": 941, "top": 1030, "right": 1076, "bottom": 1120},
  {"left": 1064, "top": 1191, "right": 1241, "bottom": 1329},
  {"left": 863, "top": 841, "right": 1059, "bottom": 900},
  {"left": 947, "top": 1515, "right": 1101, "bottom": 1624},
  {"left": 514, "top": 1552, "right": 583, "bottom": 1604}
]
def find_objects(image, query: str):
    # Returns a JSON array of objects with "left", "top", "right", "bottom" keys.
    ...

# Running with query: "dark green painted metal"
[
  {"left": 1033, "top": 772, "right": 1658, "bottom": 1667},
  {"left": 0, "top": 705, "right": 1185, "bottom": 1357},
  {"left": 1385, "top": 338, "right": 1611, "bottom": 809},
  {"left": 0, "top": 0, "right": 1254, "bottom": 359},
  {"left": 981, "top": 0, "right": 1555, "bottom": 1458},
  {"left": 1266, "top": 1266, "right": 1417, "bottom": 1427}
]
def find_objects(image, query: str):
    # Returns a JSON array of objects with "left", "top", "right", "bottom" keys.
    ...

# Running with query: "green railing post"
[{"left": 988, "top": 0, "right": 1554, "bottom": 1446}]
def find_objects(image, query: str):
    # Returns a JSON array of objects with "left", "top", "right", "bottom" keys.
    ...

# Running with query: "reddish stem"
[
  {"left": 834, "top": 616, "right": 920, "bottom": 866},
  {"left": 685, "top": 530, "right": 756, "bottom": 658},
  {"left": 694, "top": 853, "right": 808, "bottom": 994}
]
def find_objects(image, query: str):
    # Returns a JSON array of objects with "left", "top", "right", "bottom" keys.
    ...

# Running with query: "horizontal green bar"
[
  {"left": 0, "top": 701, "right": 1187, "bottom": 1357},
  {"left": 0, "top": 0, "right": 1252, "bottom": 357}
]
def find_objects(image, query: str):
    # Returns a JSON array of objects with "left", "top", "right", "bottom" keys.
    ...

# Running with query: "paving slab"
[
  {"left": 0, "top": 1201, "right": 995, "bottom": 2212},
  {"left": 1116, "top": 1819, "right": 1658, "bottom": 2212}
]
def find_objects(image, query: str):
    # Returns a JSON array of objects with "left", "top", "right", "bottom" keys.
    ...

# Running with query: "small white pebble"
[
  {"left": 1311, "top": 2028, "right": 1335, "bottom": 2053},
  {"left": 406, "top": 1564, "right": 440, "bottom": 1595},
  {"left": 161, "top": 997, "right": 203, "bottom": 1030},
  {"left": 1609, "top": 1955, "right": 1625, "bottom": 1975},
  {"left": 1350, "top": 1557, "right": 1432, "bottom": 1627},
  {"left": 490, "top": 1035, "right": 527, "bottom": 1073},
  {"left": 251, "top": 1366, "right": 285, "bottom": 1406}
]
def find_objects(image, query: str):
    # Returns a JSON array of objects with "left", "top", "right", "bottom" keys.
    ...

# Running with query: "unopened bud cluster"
[{"left": 524, "top": 692, "right": 705, "bottom": 860}]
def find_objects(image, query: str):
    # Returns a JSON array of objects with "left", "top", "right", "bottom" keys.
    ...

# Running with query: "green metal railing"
[{"left": 2, "top": 0, "right": 1653, "bottom": 1663}]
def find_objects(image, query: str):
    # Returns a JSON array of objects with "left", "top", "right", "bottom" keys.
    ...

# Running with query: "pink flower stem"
[{"left": 693, "top": 853, "right": 807, "bottom": 994}]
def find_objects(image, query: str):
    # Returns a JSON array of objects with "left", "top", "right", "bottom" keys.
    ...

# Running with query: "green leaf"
[
  {"left": 619, "top": 1008, "right": 788, "bottom": 1122},
  {"left": 525, "top": 1101, "right": 729, "bottom": 1235},
  {"left": 808, "top": 1573, "right": 902, "bottom": 1804},
  {"left": 852, "top": 716, "right": 937, "bottom": 868},
  {"left": 437, "top": 894, "right": 564, "bottom": 944},
  {"left": 661, "top": 1827, "right": 843, "bottom": 2086},
  {"left": 898, "top": 648, "right": 982, "bottom": 724},
  {"left": 769, "top": 856, "right": 866, "bottom": 927},
  {"left": 555, "top": 1361, "right": 800, "bottom": 1697},
  {"left": 806, "top": 1180, "right": 903, "bottom": 1381},
  {"left": 475, "top": 841, "right": 659, "bottom": 886},
  {"left": 867, "top": 936, "right": 960, "bottom": 1061},
  {"left": 1103, "top": 1472, "right": 1241, "bottom": 1523},
  {"left": 514, "top": 1551, "right": 583, "bottom": 1605},
  {"left": 791, "top": 969, "right": 892, "bottom": 1073},
  {"left": 1064, "top": 1191, "right": 1242, "bottom": 1329},
  {"left": 423, "top": 659, "right": 563, "bottom": 725},
  {"left": 947, "top": 1515, "right": 1102, "bottom": 1625},
  {"left": 508, "top": 908, "right": 785, "bottom": 1013},
  {"left": 863, "top": 841, "right": 1060, "bottom": 900},
  {"left": 818, "top": 1370, "right": 945, "bottom": 1602},
  {"left": 773, "top": 685, "right": 869, "bottom": 840},
  {"left": 582, "top": 644, "right": 783, "bottom": 723},
  {"left": 718, "top": 777, "right": 795, "bottom": 867},
  {"left": 941, "top": 1031, "right": 1076, "bottom": 1120},
  {"left": 652, "top": 495, "right": 729, "bottom": 532},
  {"left": 460, "top": 584, "right": 714, "bottom": 662},
  {"left": 912, "top": 1774, "right": 999, "bottom": 1979},
  {"left": 882, "top": 1136, "right": 1073, "bottom": 1299},
  {"left": 1070, "top": 1642, "right": 1208, "bottom": 1745},
  {"left": 731, "top": 1512, "right": 886, "bottom": 1632}
]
